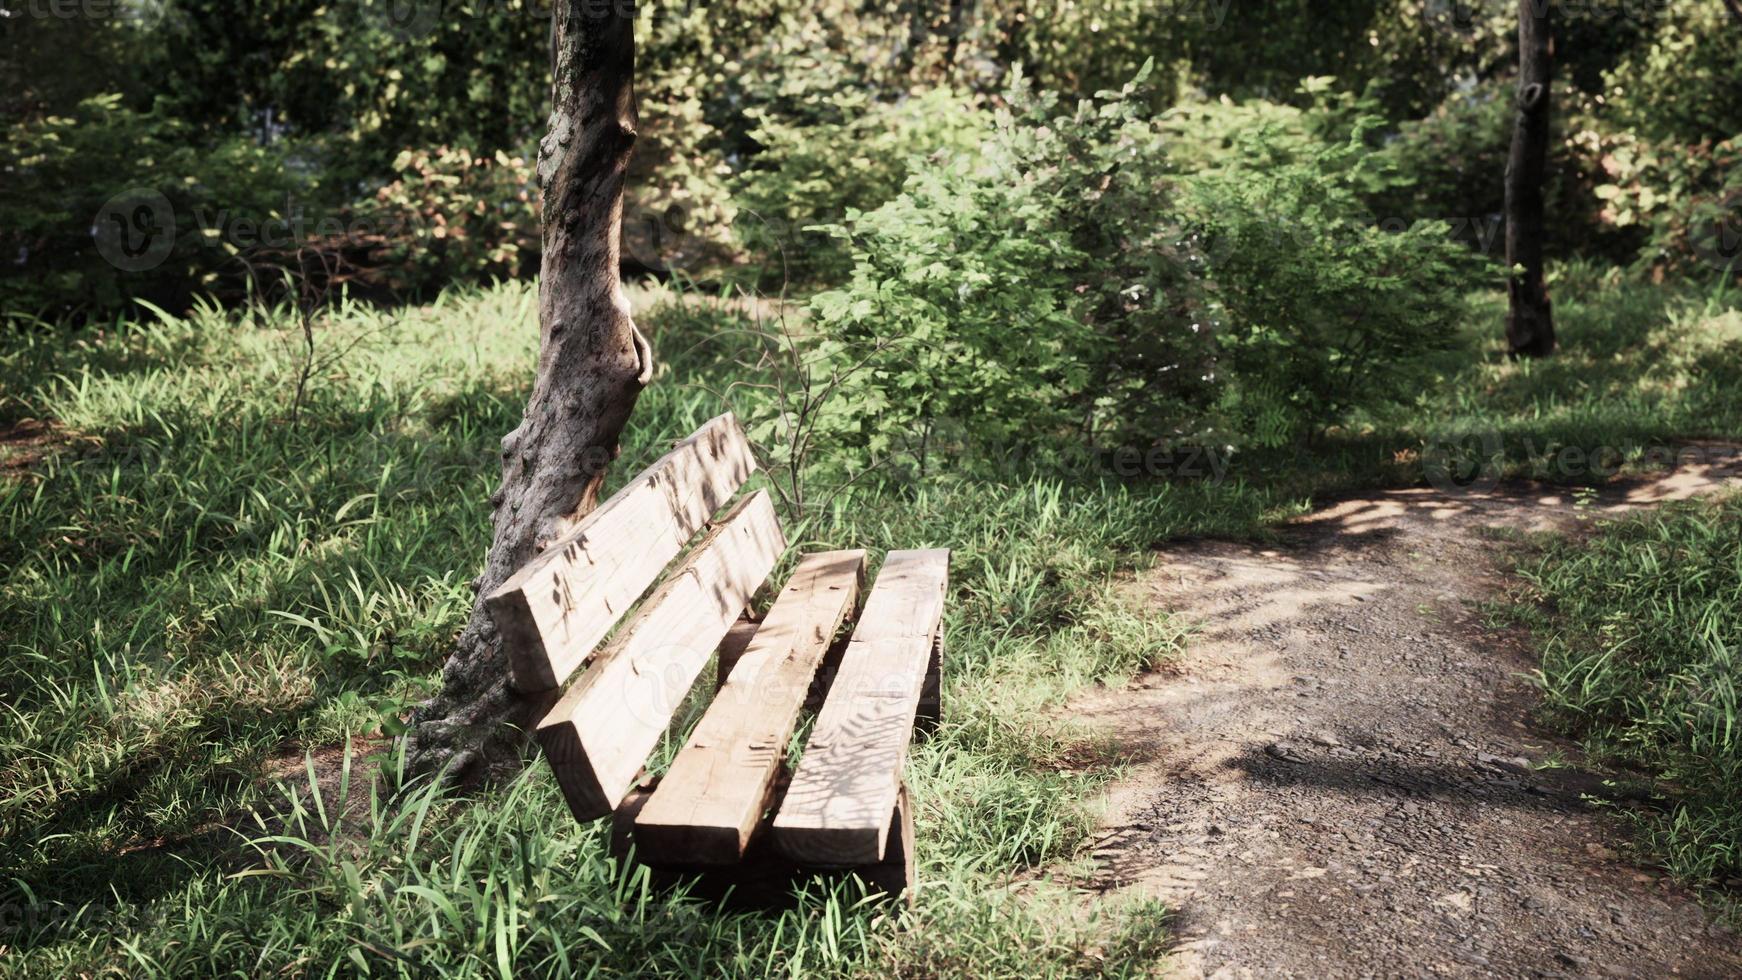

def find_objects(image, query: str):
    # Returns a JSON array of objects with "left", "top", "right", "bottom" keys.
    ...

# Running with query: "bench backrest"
[{"left": 486, "top": 414, "right": 761, "bottom": 694}]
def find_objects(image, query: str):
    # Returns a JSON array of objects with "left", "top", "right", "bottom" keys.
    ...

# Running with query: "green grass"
[
  {"left": 0, "top": 265, "right": 1737, "bottom": 974},
  {"left": 1377, "top": 261, "right": 1742, "bottom": 485},
  {"left": 1508, "top": 493, "right": 1742, "bottom": 891},
  {"left": 0, "top": 282, "right": 1278, "bottom": 976}
]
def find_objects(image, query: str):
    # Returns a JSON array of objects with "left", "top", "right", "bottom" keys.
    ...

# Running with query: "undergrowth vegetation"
[
  {"left": 1401, "top": 263, "right": 1742, "bottom": 490},
  {"left": 0, "top": 282, "right": 1277, "bottom": 976},
  {"left": 1511, "top": 493, "right": 1742, "bottom": 893},
  {"left": 798, "top": 71, "right": 1487, "bottom": 469}
]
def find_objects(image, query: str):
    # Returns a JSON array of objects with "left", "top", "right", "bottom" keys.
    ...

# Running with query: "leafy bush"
[
  {"left": 1602, "top": 4, "right": 1742, "bottom": 146},
  {"left": 1166, "top": 92, "right": 1489, "bottom": 445},
  {"left": 352, "top": 147, "right": 540, "bottom": 294},
  {"left": 0, "top": 95, "right": 303, "bottom": 320},
  {"left": 802, "top": 67, "right": 1218, "bottom": 468},
  {"left": 1596, "top": 134, "right": 1742, "bottom": 282},
  {"left": 1363, "top": 80, "right": 1638, "bottom": 265},
  {"left": 1156, "top": 79, "right": 1386, "bottom": 176},
  {"left": 733, "top": 87, "right": 989, "bottom": 284},
  {"left": 1575, "top": 5, "right": 1742, "bottom": 283},
  {"left": 800, "top": 70, "right": 1487, "bottom": 468},
  {"left": 1365, "top": 84, "right": 1511, "bottom": 238}
]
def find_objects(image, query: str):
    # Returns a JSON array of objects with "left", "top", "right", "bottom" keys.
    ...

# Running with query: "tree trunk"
[
  {"left": 406, "top": 1, "right": 652, "bottom": 781},
  {"left": 1504, "top": 0, "right": 1554, "bottom": 358},
  {"left": 945, "top": 0, "right": 969, "bottom": 68}
]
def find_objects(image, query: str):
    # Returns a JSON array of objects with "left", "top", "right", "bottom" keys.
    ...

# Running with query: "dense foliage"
[
  {"left": 803, "top": 70, "right": 1216, "bottom": 464},
  {"left": 798, "top": 72, "right": 1484, "bottom": 465},
  {"left": 1176, "top": 107, "right": 1484, "bottom": 446},
  {"left": 732, "top": 86, "right": 990, "bottom": 283},
  {"left": 6, "top": 0, "right": 1738, "bottom": 317},
  {"left": 0, "top": 96, "right": 305, "bottom": 317}
]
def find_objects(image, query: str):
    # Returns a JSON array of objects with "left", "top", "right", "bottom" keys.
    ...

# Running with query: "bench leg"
[
  {"left": 852, "top": 779, "right": 916, "bottom": 905},
  {"left": 916, "top": 631, "right": 944, "bottom": 737},
  {"left": 606, "top": 778, "right": 915, "bottom": 908}
]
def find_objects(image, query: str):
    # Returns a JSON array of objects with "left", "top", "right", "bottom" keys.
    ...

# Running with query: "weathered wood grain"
[
  {"left": 634, "top": 550, "right": 867, "bottom": 865},
  {"left": 536, "top": 491, "right": 785, "bottom": 820},
  {"left": 771, "top": 549, "right": 949, "bottom": 866},
  {"left": 486, "top": 413, "right": 756, "bottom": 692},
  {"left": 609, "top": 776, "right": 915, "bottom": 907}
]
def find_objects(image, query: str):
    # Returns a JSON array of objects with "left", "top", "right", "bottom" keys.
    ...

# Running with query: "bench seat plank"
[
  {"left": 770, "top": 549, "right": 949, "bottom": 867},
  {"left": 537, "top": 491, "right": 785, "bottom": 821},
  {"left": 487, "top": 413, "right": 756, "bottom": 692},
  {"left": 634, "top": 549, "right": 868, "bottom": 865}
]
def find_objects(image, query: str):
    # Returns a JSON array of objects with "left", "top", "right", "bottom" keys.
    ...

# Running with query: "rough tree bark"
[
  {"left": 1504, "top": 0, "right": 1554, "bottom": 358},
  {"left": 406, "top": 1, "right": 652, "bottom": 781}
]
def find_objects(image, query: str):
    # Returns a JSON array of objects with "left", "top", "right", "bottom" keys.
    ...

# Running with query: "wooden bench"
[{"left": 485, "top": 413, "right": 948, "bottom": 901}]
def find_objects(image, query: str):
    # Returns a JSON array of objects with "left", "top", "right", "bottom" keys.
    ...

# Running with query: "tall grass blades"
[{"left": 1519, "top": 493, "right": 1742, "bottom": 889}]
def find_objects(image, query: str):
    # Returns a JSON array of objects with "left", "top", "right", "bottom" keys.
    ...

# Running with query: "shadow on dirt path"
[{"left": 1071, "top": 448, "right": 1742, "bottom": 978}]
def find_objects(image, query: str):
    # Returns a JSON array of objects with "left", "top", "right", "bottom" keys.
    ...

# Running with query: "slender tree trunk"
[
  {"left": 945, "top": 0, "right": 969, "bottom": 68},
  {"left": 1504, "top": 0, "right": 1554, "bottom": 358},
  {"left": 407, "top": 1, "right": 652, "bottom": 781}
]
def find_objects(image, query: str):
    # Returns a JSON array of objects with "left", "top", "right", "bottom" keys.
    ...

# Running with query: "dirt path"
[{"left": 1073, "top": 451, "right": 1742, "bottom": 978}]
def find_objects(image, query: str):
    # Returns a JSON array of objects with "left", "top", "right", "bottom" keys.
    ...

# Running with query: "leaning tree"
[
  {"left": 407, "top": 2, "right": 652, "bottom": 779},
  {"left": 1504, "top": 0, "right": 1554, "bottom": 358}
]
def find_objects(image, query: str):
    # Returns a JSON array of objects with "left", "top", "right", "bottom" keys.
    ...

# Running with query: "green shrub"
[
  {"left": 733, "top": 87, "right": 989, "bottom": 284},
  {"left": 1156, "top": 79, "right": 1387, "bottom": 177},
  {"left": 1596, "top": 134, "right": 1742, "bottom": 282},
  {"left": 1575, "top": 5, "right": 1742, "bottom": 284},
  {"left": 0, "top": 95, "right": 304, "bottom": 320},
  {"left": 802, "top": 67, "right": 1218, "bottom": 468},
  {"left": 1167, "top": 91, "right": 1490, "bottom": 445},
  {"left": 1602, "top": 4, "right": 1742, "bottom": 146},
  {"left": 799, "top": 71, "right": 1487, "bottom": 468},
  {"left": 352, "top": 147, "right": 540, "bottom": 294},
  {"left": 1362, "top": 81, "right": 1637, "bottom": 265},
  {"left": 1365, "top": 84, "right": 1511, "bottom": 238}
]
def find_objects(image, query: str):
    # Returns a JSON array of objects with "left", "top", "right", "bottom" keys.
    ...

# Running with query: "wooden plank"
[
  {"left": 536, "top": 491, "right": 786, "bottom": 821},
  {"left": 771, "top": 549, "right": 949, "bottom": 866},
  {"left": 486, "top": 413, "right": 756, "bottom": 692},
  {"left": 634, "top": 550, "right": 868, "bottom": 866}
]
